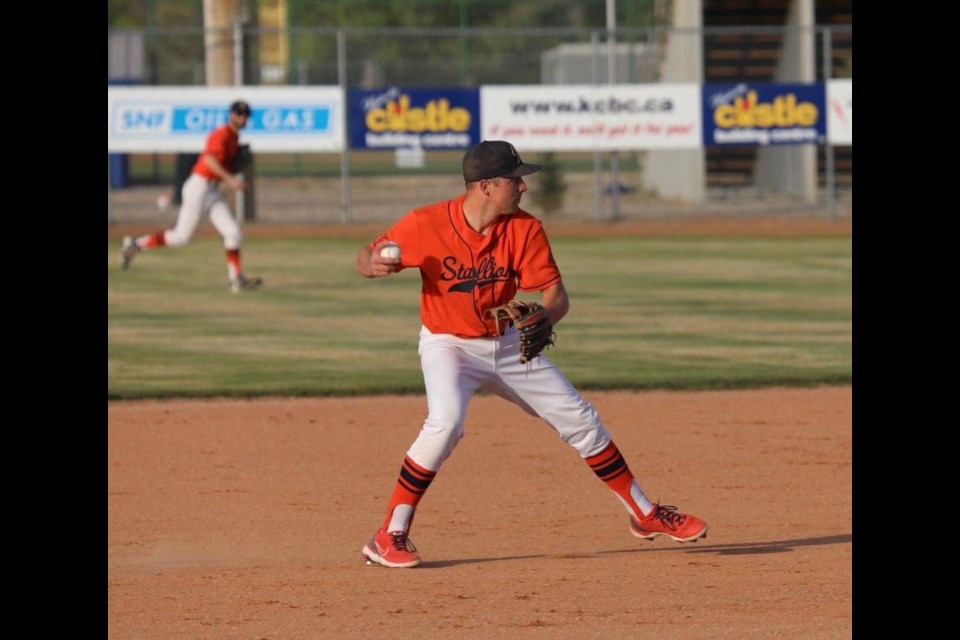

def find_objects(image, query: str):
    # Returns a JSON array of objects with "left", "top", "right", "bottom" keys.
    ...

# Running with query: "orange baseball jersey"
[
  {"left": 370, "top": 194, "right": 562, "bottom": 338},
  {"left": 191, "top": 124, "right": 240, "bottom": 180}
]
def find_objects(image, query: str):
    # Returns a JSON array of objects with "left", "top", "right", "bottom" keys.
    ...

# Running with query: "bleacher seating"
[{"left": 700, "top": 0, "right": 852, "bottom": 191}]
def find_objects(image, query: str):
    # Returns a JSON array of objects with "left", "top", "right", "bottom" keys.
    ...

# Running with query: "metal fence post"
[
  {"left": 591, "top": 31, "right": 604, "bottom": 222},
  {"left": 338, "top": 28, "right": 352, "bottom": 223},
  {"left": 823, "top": 27, "right": 835, "bottom": 221},
  {"left": 233, "top": 18, "right": 247, "bottom": 224},
  {"left": 606, "top": 0, "right": 620, "bottom": 221}
]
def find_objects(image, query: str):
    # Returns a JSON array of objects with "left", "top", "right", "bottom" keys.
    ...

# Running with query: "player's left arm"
[
  {"left": 204, "top": 154, "right": 245, "bottom": 191},
  {"left": 516, "top": 221, "right": 565, "bottom": 324},
  {"left": 539, "top": 281, "right": 570, "bottom": 326}
]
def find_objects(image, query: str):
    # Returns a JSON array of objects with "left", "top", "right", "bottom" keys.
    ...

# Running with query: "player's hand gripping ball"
[
  {"left": 485, "top": 300, "right": 555, "bottom": 364},
  {"left": 380, "top": 243, "right": 401, "bottom": 260}
]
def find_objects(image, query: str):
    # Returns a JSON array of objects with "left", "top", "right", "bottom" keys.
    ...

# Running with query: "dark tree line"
[{"left": 108, "top": 0, "right": 659, "bottom": 30}]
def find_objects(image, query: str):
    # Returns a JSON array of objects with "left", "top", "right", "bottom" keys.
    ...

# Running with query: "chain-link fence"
[
  {"left": 108, "top": 24, "right": 852, "bottom": 224},
  {"left": 109, "top": 24, "right": 851, "bottom": 86}
]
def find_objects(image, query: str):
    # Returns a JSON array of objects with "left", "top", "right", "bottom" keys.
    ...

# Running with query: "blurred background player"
[{"left": 120, "top": 100, "right": 262, "bottom": 294}]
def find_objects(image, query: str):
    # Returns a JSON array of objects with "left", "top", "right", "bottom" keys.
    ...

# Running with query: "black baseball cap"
[
  {"left": 230, "top": 100, "right": 251, "bottom": 116},
  {"left": 462, "top": 140, "right": 542, "bottom": 182}
]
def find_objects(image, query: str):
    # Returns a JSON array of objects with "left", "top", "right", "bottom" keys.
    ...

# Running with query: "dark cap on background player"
[
  {"left": 462, "top": 140, "right": 543, "bottom": 182},
  {"left": 230, "top": 100, "right": 252, "bottom": 116}
]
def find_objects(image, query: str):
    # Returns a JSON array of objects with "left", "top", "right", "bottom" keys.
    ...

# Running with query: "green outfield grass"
[{"left": 107, "top": 233, "right": 852, "bottom": 399}]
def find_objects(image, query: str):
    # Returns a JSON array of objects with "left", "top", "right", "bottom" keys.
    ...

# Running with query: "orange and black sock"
[
  {"left": 139, "top": 231, "right": 167, "bottom": 249},
  {"left": 586, "top": 441, "right": 653, "bottom": 520},
  {"left": 382, "top": 456, "right": 436, "bottom": 533},
  {"left": 226, "top": 248, "right": 241, "bottom": 281}
]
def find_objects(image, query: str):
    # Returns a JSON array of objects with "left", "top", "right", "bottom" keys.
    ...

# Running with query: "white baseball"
[{"left": 380, "top": 244, "right": 401, "bottom": 260}]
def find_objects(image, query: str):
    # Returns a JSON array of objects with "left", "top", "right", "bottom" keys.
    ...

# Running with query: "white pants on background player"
[
  {"left": 164, "top": 173, "right": 242, "bottom": 249},
  {"left": 407, "top": 325, "right": 613, "bottom": 470}
]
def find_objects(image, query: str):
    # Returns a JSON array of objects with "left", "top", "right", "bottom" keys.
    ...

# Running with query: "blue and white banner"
[
  {"left": 702, "top": 83, "right": 826, "bottom": 146},
  {"left": 108, "top": 83, "right": 850, "bottom": 153},
  {"left": 107, "top": 86, "right": 345, "bottom": 152},
  {"left": 347, "top": 87, "right": 480, "bottom": 150}
]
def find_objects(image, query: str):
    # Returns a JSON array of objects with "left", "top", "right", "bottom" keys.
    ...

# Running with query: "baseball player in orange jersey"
[
  {"left": 119, "top": 100, "right": 262, "bottom": 293},
  {"left": 356, "top": 140, "right": 707, "bottom": 568}
]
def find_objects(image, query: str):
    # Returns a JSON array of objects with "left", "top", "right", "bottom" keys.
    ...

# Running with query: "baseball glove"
[{"left": 486, "top": 300, "right": 555, "bottom": 364}]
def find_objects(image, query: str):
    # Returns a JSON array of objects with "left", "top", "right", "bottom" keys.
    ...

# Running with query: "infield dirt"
[{"left": 108, "top": 385, "right": 852, "bottom": 639}]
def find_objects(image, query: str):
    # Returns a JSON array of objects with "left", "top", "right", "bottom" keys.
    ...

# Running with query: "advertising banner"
[
  {"left": 347, "top": 87, "right": 480, "bottom": 150},
  {"left": 826, "top": 79, "right": 852, "bottom": 145},
  {"left": 702, "top": 82, "right": 826, "bottom": 146},
  {"left": 107, "top": 86, "right": 344, "bottom": 152},
  {"left": 479, "top": 84, "right": 701, "bottom": 151}
]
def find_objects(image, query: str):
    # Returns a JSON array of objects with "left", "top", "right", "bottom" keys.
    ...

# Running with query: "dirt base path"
[{"left": 108, "top": 386, "right": 852, "bottom": 639}]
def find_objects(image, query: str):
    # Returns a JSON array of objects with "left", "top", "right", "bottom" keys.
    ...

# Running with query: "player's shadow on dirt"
[
  {"left": 656, "top": 533, "right": 852, "bottom": 556},
  {"left": 423, "top": 533, "right": 852, "bottom": 567}
]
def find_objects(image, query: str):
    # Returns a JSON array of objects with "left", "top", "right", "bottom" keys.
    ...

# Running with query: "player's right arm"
[{"left": 357, "top": 243, "right": 400, "bottom": 278}]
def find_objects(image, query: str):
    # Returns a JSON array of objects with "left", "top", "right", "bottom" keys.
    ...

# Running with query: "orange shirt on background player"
[
  {"left": 369, "top": 194, "right": 562, "bottom": 338},
  {"left": 191, "top": 124, "right": 240, "bottom": 181}
]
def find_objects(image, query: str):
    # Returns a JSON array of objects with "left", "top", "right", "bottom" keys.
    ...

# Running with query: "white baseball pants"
[
  {"left": 407, "top": 325, "right": 613, "bottom": 471},
  {"left": 165, "top": 173, "right": 242, "bottom": 249}
]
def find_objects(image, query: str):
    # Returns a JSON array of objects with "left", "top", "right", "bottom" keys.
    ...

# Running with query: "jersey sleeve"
[
  {"left": 203, "top": 127, "right": 227, "bottom": 158},
  {"left": 368, "top": 209, "right": 423, "bottom": 270}
]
